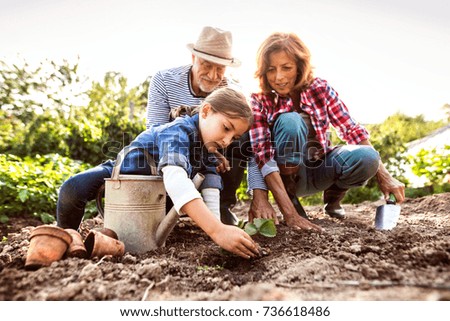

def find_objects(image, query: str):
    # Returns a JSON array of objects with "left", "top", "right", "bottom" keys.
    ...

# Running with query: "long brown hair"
[
  {"left": 255, "top": 32, "right": 314, "bottom": 94},
  {"left": 171, "top": 87, "right": 253, "bottom": 128}
]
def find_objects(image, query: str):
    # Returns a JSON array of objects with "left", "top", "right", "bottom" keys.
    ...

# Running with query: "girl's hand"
[
  {"left": 180, "top": 198, "right": 258, "bottom": 259},
  {"left": 210, "top": 225, "right": 260, "bottom": 259},
  {"left": 214, "top": 151, "right": 230, "bottom": 173}
]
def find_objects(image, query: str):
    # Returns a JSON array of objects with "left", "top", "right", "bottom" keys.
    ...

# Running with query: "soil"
[{"left": 1, "top": 193, "right": 449, "bottom": 301}]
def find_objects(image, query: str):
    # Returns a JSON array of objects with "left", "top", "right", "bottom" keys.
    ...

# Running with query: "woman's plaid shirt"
[{"left": 249, "top": 77, "right": 370, "bottom": 172}]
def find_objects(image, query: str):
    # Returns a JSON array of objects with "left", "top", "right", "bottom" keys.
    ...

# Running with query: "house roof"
[{"left": 406, "top": 124, "right": 450, "bottom": 153}]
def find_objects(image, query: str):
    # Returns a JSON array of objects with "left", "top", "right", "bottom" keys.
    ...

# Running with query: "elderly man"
[{"left": 146, "top": 26, "right": 251, "bottom": 225}]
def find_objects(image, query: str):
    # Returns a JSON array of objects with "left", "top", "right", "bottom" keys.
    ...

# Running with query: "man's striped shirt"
[{"left": 146, "top": 65, "right": 228, "bottom": 129}]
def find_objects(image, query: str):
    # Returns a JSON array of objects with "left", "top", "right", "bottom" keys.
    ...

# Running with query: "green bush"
[
  {"left": 0, "top": 60, "right": 148, "bottom": 166},
  {"left": 408, "top": 146, "right": 450, "bottom": 186},
  {"left": 405, "top": 183, "right": 450, "bottom": 198},
  {"left": 0, "top": 153, "right": 89, "bottom": 223}
]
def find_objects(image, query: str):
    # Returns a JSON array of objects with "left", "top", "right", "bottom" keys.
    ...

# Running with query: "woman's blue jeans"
[{"left": 272, "top": 112, "right": 380, "bottom": 196}]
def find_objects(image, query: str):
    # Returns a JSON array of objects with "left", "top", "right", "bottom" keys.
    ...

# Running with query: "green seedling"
[
  {"left": 219, "top": 219, "right": 276, "bottom": 258},
  {"left": 196, "top": 265, "right": 224, "bottom": 272},
  {"left": 238, "top": 218, "right": 277, "bottom": 238}
]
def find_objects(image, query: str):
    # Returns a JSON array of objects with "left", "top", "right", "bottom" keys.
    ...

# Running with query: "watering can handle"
[
  {"left": 96, "top": 146, "right": 157, "bottom": 218},
  {"left": 111, "top": 146, "right": 158, "bottom": 180}
]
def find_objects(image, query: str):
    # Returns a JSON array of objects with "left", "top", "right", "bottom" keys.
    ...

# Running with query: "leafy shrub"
[
  {"left": 0, "top": 59, "right": 148, "bottom": 166},
  {"left": 236, "top": 169, "right": 250, "bottom": 201},
  {"left": 405, "top": 183, "right": 450, "bottom": 198},
  {"left": 0, "top": 153, "right": 89, "bottom": 223},
  {"left": 408, "top": 146, "right": 450, "bottom": 186}
]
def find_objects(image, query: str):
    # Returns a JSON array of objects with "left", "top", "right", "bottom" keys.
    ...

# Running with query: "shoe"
[
  {"left": 220, "top": 206, "right": 239, "bottom": 226},
  {"left": 281, "top": 174, "right": 310, "bottom": 220},
  {"left": 324, "top": 205, "right": 346, "bottom": 219},
  {"left": 323, "top": 184, "right": 348, "bottom": 219}
]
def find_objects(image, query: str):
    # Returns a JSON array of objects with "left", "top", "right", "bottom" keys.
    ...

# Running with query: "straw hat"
[{"left": 187, "top": 26, "right": 241, "bottom": 67}]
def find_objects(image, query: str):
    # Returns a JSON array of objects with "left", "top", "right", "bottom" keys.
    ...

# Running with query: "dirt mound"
[{"left": 1, "top": 193, "right": 449, "bottom": 300}]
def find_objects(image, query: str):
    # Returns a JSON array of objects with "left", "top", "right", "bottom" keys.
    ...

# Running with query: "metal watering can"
[{"left": 97, "top": 146, "right": 204, "bottom": 254}]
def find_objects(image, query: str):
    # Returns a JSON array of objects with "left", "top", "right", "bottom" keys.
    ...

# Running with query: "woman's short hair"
[{"left": 255, "top": 32, "right": 314, "bottom": 94}]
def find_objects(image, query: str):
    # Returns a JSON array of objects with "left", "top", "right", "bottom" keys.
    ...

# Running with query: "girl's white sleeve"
[{"left": 161, "top": 165, "right": 201, "bottom": 214}]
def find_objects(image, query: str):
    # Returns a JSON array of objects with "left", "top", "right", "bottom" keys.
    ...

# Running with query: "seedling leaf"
[
  {"left": 253, "top": 218, "right": 265, "bottom": 230},
  {"left": 258, "top": 220, "right": 277, "bottom": 237},
  {"left": 244, "top": 223, "right": 258, "bottom": 236}
]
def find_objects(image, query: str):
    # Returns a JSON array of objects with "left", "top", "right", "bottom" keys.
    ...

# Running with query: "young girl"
[{"left": 57, "top": 87, "right": 259, "bottom": 259}]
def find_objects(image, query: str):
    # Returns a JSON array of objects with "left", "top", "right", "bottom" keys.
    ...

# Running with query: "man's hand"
[{"left": 248, "top": 189, "right": 279, "bottom": 224}]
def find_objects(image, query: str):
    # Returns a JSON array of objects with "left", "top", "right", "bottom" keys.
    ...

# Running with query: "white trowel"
[{"left": 374, "top": 195, "right": 401, "bottom": 230}]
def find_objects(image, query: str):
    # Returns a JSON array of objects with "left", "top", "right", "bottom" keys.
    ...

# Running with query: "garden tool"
[{"left": 374, "top": 194, "right": 401, "bottom": 230}]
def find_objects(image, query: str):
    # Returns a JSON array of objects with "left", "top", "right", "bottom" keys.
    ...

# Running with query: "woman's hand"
[
  {"left": 210, "top": 225, "right": 260, "bottom": 259},
  {"left": 376, "top": 164, "right": 406, "bottom": 204},
  {"left": 248, "top": 189, "right": 279, "bottom": 224},
  {"left": 358, "top": 140, "right": 406, "bottom": 204},
  {"left": 284, "top": 213, "right": 322, "bottom": 232}
]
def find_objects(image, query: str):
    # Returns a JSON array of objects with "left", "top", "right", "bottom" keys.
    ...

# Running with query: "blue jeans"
[{"left": 272, "top": 112, "right": 380, "bottom": 196}]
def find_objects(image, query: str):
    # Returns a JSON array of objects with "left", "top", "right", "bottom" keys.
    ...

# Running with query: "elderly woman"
[{"left": 247, "top": 32, "right": 405, "bottom": 231}]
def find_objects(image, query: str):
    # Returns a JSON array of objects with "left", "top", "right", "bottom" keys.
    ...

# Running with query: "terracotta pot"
[
  {"left": 84, "top": 230, "right": 125, "bottom": 258},
  {"left": 92, "top": 227, "right": 118, "bottom": 240},
  {"left": 65, "top": 229, "right": 87, "bottom": 258},
  {"left": 25, "top": 225, "right": 72, "bottom": 270}
]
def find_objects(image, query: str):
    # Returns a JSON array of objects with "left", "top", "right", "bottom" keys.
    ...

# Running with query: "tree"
[
  {"left": 0, "top": 58, "right": 150, "bottom": 165},
  {"left": 0, "top": 58, "right": 86, "bottom": 123}
]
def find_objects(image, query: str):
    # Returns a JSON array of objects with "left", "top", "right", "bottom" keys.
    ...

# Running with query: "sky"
[{"left": 1, "top": 0, "right": 449, "bottom": 124}]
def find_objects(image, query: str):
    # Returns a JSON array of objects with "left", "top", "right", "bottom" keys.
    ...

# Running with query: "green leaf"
[
  {"left": 0, "top": 214, "right": 9, "bottom": 224},
  {"left": 253, "top": 218, "right": 266, "bottom": 230},
  {"left": 39, "top": 213, "right": 55, "bottom": 224},
  {"left": 244, "top": 223, "right": 258, "bottom": 236},
  {"left": 18, "top": 189, "right": 28, "bottom": 202},
  {"left": 258, "top": 220, "right": 277, "bottom": 238}
]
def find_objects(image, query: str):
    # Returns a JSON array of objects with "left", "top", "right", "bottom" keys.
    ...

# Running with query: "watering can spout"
[{"left": 155, "top": 173, "right": 205, "bottom": 247}]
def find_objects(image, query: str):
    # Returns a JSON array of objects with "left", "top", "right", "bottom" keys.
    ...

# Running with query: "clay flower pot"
[
  {"left": 84, "top": 230, "right": 125, "bottom": 258},
  {"left": 65, "top": 229, "right": 88, "bottom": 258},
  {"left": 93, "top": 227, "right": 118, "bottom": 240},
  {"left": 25, "top": 225, "right": 72, "bottom": 270}
]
